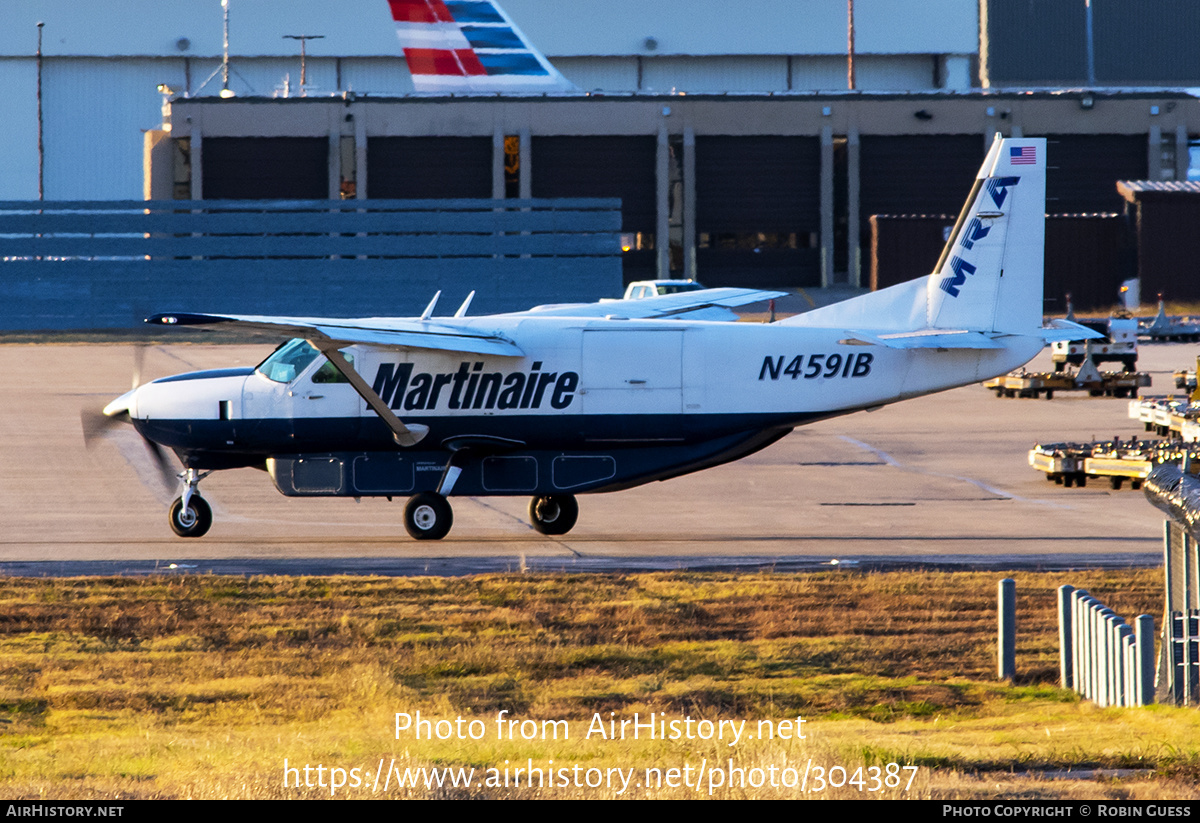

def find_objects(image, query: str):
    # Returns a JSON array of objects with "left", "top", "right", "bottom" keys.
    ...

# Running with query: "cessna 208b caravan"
[{"left": 93, "top": 137, "right": 1095, "bottom": 541}]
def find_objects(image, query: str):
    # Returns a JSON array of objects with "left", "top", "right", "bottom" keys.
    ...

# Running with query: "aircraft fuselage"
[{"left": 125, "top": 316, "right": 1041, "bottom": 499}]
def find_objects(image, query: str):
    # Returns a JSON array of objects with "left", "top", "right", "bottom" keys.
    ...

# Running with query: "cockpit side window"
[{"left": 256, "top": 339, "right": 321, "bottom": 383}]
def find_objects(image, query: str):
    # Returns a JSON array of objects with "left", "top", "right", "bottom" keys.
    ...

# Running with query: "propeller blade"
[
  {"left": 80, "top": 407, "right": 124, "bottom": 448},
  {"left": 142, "top": 437, "right": 180, "bottom": 498},
  {"left": 131, "top": 343, "right": 147, "bottom": 390}
]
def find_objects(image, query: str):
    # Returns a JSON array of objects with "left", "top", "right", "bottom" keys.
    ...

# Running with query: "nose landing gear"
[
  {"left": 404, "top": 492, "right": 453, "bottom": 540},
  {"left": 169, "top": 468, "right": 213, "bottom": 538}
]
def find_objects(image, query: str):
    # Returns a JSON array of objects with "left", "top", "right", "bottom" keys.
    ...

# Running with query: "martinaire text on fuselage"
[{"left": 373, "top": 361, "right": 579, "bottom": 412}]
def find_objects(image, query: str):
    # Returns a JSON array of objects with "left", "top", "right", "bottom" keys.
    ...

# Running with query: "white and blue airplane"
[{"left": 90, "top": 137, "right": 1096, "bottom": 541}]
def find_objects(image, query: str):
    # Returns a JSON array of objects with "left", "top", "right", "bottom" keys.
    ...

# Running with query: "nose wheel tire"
[
  {"left": 404, "top": 492, "right": 453, "bottom": 540},
  {"left": 528, "top": 494, "right": 579, "bottom": 536},
  {"left": 169, "top": 495, "right": 212, "bottom": 538}
]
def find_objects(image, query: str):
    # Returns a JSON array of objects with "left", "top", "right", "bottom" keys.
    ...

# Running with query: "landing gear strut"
[
  {"left": 529, "top": 494, "right": 579, "bottom": 536},
  {"left": 169, "top": 469, "right": 213, "bottom": 537}
]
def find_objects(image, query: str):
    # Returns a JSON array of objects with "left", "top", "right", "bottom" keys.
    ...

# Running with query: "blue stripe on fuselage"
[
  {"left": 133, "top": 410, "right": 843, "bottom": 472},
  {"left": 152, "top": 367, "right": 255, "bottom": 384}
]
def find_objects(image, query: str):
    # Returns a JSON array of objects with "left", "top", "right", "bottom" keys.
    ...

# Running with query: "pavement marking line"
[
  {"left": 836, "top": 435, "right": 1074, "bottom": 511},
  {"left": 466, "top": 497, "right": 584, "bottom": 557}
]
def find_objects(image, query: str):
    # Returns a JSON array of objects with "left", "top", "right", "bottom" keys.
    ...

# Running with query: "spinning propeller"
[{"left": 80, "top": 344, "right": 179, "bottom": 500}]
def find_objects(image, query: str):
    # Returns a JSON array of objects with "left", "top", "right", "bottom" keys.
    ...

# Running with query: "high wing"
[
  {"left": 519, "top": 287, "right": 786, "bottom": 319},
  {"left": 145, "top": 311, "right": 524, "bottom": 357}
]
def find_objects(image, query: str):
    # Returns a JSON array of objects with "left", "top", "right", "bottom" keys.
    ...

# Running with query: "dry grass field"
[{"left": 1, "top": 568, "right": 1197, "bottom": 800}]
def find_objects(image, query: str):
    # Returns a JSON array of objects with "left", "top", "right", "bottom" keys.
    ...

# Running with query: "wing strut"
[{"left": 313, "top": 341, "right": 429, "bottom": 448}]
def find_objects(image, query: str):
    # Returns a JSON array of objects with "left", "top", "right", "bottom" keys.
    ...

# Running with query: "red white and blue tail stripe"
[{"left": 388, "top": 0, "right": 576, "bottom": 93}]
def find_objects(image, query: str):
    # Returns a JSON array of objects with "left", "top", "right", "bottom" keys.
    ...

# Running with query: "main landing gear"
[
  {"left": 528, "top": 495, "right": 579, "bottom": 536},
  {"left": 400, "top": 492, "right": 580, "bottom": 540},
  {"left": 169, "top": 468, "right": 212, "bottom": 538}
]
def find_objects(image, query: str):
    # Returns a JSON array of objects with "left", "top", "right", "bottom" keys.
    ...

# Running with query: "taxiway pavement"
[{"left": 0, "top": 339, "right": 1180, "bottom": 570}]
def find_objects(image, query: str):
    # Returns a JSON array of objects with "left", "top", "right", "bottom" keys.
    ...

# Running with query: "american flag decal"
[{"left": 1010, "top": 146, "right": 1037, "bottom": 165}]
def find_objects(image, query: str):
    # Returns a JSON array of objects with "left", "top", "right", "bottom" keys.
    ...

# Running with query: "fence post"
[
  {"left": 1116, "top": 623, "right": 1133, "bottom": 706},
  {"left": 1096, "top": 608, "right": 1115, "bottom": 706},
  {"left": 1058, "top": 584, "right": 1075, "bottom": 690},
  {"left": 999, "top": 578, "right": 1016, "bottom": 681},
  {"left": 1076, "top": 593, "right": 1090, "bottom": 698}
]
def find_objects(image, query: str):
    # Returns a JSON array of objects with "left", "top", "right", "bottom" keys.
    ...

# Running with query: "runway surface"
[{"left": 0, "top": 337, "right": 1180, "bottom": 575}]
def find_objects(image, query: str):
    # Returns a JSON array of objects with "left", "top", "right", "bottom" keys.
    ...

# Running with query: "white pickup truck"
[
  {"left": 1050, "top": 316, "right": 1138, "bottom": 372},
  {"left": 622, "top": 280, "right": 707, "bottom": 299}
]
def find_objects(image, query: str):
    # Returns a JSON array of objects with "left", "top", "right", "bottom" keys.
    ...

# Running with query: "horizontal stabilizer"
[
  {"left": 145, "top": 312, "right": 524, "bottom": 357},
  {"left": 850, "top": 328, "right": 1005, "bottom": 350},
  {"left": 1038, "top": 318, "right": 1106, "bottom": 343}
]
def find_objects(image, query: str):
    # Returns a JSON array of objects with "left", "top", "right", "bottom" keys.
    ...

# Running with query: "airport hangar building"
[{"left": 7, "top": 0, "right": 1200, "bottom": 306}]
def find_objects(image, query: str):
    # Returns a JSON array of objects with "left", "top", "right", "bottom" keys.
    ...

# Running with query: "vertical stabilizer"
[
  {"left": 388, "top": 0, "right": 577, "bottom": 93},
  {"left": 927, "top": 136, "right": 1046, "bottom": 334}
]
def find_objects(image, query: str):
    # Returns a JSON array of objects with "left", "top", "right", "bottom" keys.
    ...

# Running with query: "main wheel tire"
[
  {"left": 404, "top": 492, "right": 453, "bottom": 540},
  {"left": 528, "top": 494, "right": 579, "bottom": 536},
  {"left": 169, "top": 495, "right": 213, "bottom": 538}
]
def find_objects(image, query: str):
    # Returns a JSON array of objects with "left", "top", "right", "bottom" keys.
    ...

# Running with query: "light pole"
[{"left": 283, "top": 35, "right": 324, "bottom": 96}]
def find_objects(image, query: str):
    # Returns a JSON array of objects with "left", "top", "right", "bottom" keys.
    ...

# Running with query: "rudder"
[{"left": 926, "top": 136, "right": 1046, "bottom": 334}]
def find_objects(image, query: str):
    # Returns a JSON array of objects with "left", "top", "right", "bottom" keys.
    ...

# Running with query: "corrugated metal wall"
[
  {"left": 338, "top": 57, "right": 415, "bottom": 95},
  {"left": 868, "top": 215, "right": 952, "bottom": 291},
  {"left": 859, "top": 135, "right": 986, "bottom": 231},
  {"left": 982, "top": 0, "right": 1200, "bottom": 85},
  {"left": 642, "top": 56, "right": 788, "bottom": 93},
  {"left": 43, "top": 58, "right": 186, "bottom": 200},
  {"left": 203, "top": 138, "right": 330, "bottom": 199},
  {"left": 1043, "top": 214, "right": 1129, "bottom": 312},
  {"left": 553, "top": 57, "right": 639, "bottom": 92},
  {"left": 869, "top": 213, "right": 1130, "bottom": 311},
  {"left": 0, "top": 59, "right": 39, "bottom": 199},
  {"left": 531, "top": 136, "right": 657, "bottom": 282},
  {"left": 1095, "top": 2, "right": 1200, "bottom": 84},
  {"left": 368, "top": 138, "right": 493, "bottom": 199},
  {"left": 532, "top": 137, "right": 656, "bottom": 229},
  {"left": 695, "top": 136, "right": 821, "bottom": 287},
  {"left": 553, "top": 54, "right": 940, "bottom": 94},
  {"left": 1133, "top": 194, "right": 1200, "bottom": 303},
  {"left": 981, "top": 0, "right": 1086, "bottom": 85},
  {"left": 183, "top": 57, "right": 337, "bottom": 98},
  {"left": 1046, "top": 135, "right": 1147, "bottom": 213}
]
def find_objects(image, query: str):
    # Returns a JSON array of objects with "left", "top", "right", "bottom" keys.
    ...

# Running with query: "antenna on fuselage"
[
  {"left": 454, "top": 291, "right": 475, "bottom": 318},
  {"left": 419, "top": 291, "right": 441, "bottom": 321}
]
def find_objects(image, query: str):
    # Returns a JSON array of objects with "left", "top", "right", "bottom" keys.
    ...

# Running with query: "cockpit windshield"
[{"left": 256, "top": 339, "right": 321, "bottom": 383}]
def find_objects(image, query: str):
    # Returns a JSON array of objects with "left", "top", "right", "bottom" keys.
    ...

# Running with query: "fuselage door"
[
  {"left": 288, "top": 354, "right": 362, "bottom": 446},
  {"left": 243, "top": 340, "right": 361, "bottom": 449},
  {"left": 580, "top": 329, "right": 683, "bottom": 415}
]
